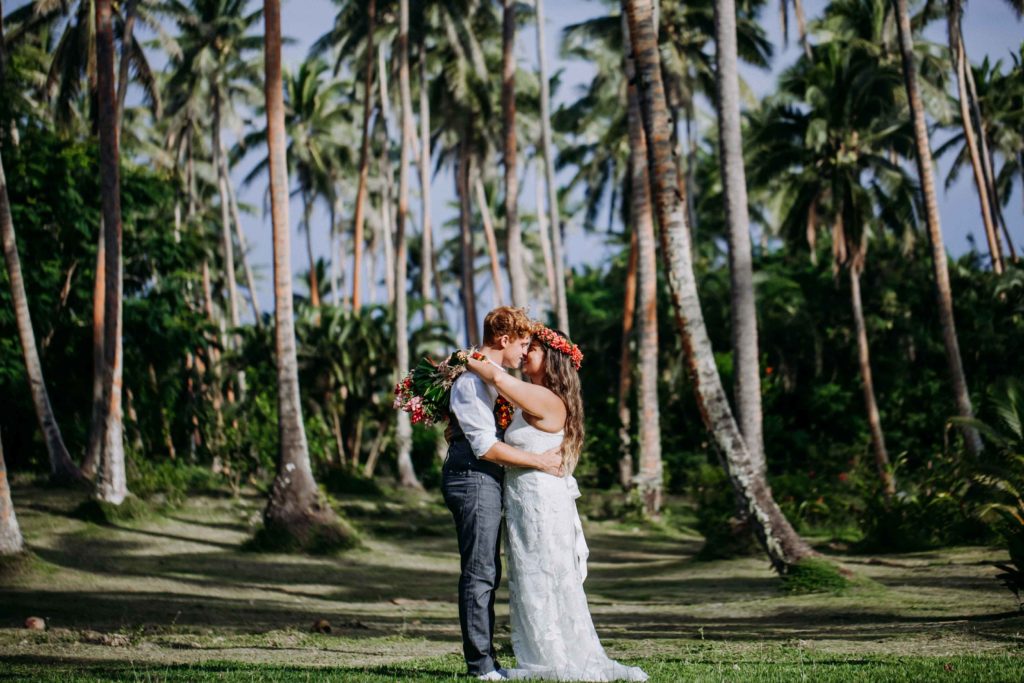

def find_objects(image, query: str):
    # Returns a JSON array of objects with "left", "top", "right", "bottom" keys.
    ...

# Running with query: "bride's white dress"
[{"left": 502, "top": 411, "right": 647, "bottom": 682}]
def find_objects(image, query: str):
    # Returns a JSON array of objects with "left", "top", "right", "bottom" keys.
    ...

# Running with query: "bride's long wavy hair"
[{"left": 533, "top": 330, "right": 584, "bottom": 474}]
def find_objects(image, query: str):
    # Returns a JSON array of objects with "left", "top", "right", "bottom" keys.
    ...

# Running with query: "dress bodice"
[{"left": 503, "top": 410, "right": 563, "bottom": 455}]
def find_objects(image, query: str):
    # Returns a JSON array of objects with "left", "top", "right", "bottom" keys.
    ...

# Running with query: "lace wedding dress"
[{"left": 503, "top": 411, "right": 647, "bottom": 682}]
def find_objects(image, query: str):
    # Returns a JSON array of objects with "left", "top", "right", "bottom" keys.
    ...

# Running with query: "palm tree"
[
  {"left": 616, "top": 226, "right": 638, "bottom": 489},
  {"left": 502, "top": 0, "right": 527, "bottom": 308},
  {"left": 0, "top": 432, "right": 23, "bottom": 556},
  {"left": 778, "top": 0, "right": 810, "bottom": 58},
  {"left": 946, "top": 1, "right": 1003, "bottom": 273},
  {"left": 94, "top": 0, "right": 128, "bottom": 505},
  {"left": 749, "top": 41, "right": 922, "bottom": 498},
  {"left": 395, "top": 0, "right": 422, "bottom": 489},
  {"left": 1, "top": 148, "right": 84, "bottom": 484},
  {"left": 4, "top": 0, "right": 161, "bottom": 131},
  {"left": 163, "top": 0, "right": 263, "bottom": 338},
  {"left": 260, "top": 0, "right": 351, "bottom": 548},
  {"left": 535, "top": 0, "right": 569, "bottom": 332},
  {"left": 713, "top": 0, "right": 765, "bottom": 477},
  {"left": 623, "top": 0, "right": 814, "bottom": 574},
  {"left": 621, "top": 8, "right": 663, "bottom": 514},
  {"left": 892, "top": 0, "right": 983, "bottom": 457}
]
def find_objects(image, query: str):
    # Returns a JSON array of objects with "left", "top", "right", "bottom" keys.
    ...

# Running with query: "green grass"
[{"left": 1, "top": 484, "right": 1022, "bottom": 681}]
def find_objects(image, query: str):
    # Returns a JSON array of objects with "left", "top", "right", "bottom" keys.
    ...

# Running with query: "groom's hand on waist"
[{"left": 538, "top": 445, "right": 564, "bottom": 477}]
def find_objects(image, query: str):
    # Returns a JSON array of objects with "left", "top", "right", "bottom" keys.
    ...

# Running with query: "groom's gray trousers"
[{"left": 442, "top": 425, "right": 505, "bottom": 676}]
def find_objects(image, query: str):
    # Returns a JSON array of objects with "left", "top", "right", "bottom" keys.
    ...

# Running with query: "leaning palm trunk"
[
  {"left": 95, "top": 0, "right": 128, "bottom": 504},
  {"left": 474, "top": 175, "right": 505, "bottom": 306},
  {"left": 261, "top": 0, "right": 349, "bottom": 547},
  {"left": 395, "top": 0, "right": 422, "bottom": 490},
  {"left": 963, "top": 46, "right": 1017, "bottom": 263},
  {"left": 535, "top": 0, "right": 569, "bottom": 333},
  {"left": 457, "top": 139, "right": 479, "bottom": 347},
  {"left": 849, "top": 265, "right": 896, "bottom": 498},
  {"left": 503, "top": 0, "right": 528, "bottom": 308},
  {"left": 623, "top": 0, "right": 814, "bottom": 573},
  {"left": 949, "top": 20, "right": 1003, "bottom": 273},
  {"left": 1, "top": 151, "right": 82, "bottom": 484},
  {"left": 222, "top": 154, "right": 262, "bottom": 322},
  {"left": 714, "top": 0, "right": 766, "bottom": 475},
  {"left": 351, "top": 0, "right": 377, "bottom": 311},
  {"left": 892, "top": 0, "right": 983, "bottom": 457},
  {"left": 0, "top": 433, "right": 24, "bottom": 555},
  {"left": 616, "top": 226, "right": 639, "bottom": 489}
]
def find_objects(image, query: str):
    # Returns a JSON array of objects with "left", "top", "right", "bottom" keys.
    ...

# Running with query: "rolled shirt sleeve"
[{"left": 450, "top": 373, "right": 500, "bottom": 459}]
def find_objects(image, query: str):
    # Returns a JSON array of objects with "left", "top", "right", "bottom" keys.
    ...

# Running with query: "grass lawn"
[{"left": 1, "top": 484, "right": 1022, "bottom": 681}]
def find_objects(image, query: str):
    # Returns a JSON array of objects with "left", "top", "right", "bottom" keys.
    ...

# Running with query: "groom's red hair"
[{"left": 482, "top": 306, "right": 533, "bottom": 345}]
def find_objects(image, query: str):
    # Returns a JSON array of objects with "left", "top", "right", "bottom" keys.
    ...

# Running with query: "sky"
[{"left": 5, "top": 0, "right": 1023, "bottom": 338}]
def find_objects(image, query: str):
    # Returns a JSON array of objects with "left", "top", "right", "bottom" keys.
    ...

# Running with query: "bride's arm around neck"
[{"left": 467, "top": 358, "right": 566, "bottom": 432}]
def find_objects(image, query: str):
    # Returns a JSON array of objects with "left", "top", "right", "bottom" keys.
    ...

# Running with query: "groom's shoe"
[{"left": 476, "top": 671, "right": 507, "bottom": 681}]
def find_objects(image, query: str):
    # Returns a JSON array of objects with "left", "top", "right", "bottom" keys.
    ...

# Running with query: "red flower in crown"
[{"left": 532, "top": 326, "right": 584, "bottom": 371}]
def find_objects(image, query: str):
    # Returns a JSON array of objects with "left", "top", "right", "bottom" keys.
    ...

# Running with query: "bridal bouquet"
[{"left": 393, "top": 350, "right": 471, "bottom": 425}]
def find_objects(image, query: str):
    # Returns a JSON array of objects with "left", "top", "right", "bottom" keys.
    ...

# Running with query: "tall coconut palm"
[
  {"left": 892, "top": 0, "right": 983, "bottom": 457},
  {"left": 260, "top": 0, "right": 350, "bottom": 548},
  {"left": 94, "top": 0, "right": 128, "bottom": 505},
  {"left": 395, "top": 0, "right": 422, "bottom": 489},
  {"left": 748, "top": 42, "right": 920, "bottom": 498},
  {"left": 4, "top": 0, "right": 161, "bottom": 132},
  {"left": 1, "top": 147, "right": 83, "bottom": 484},
  {"left": 502, "top": 0, "right": 527, "bottom": 308},
  {"left": 535, "top": 0, "right": 569, "bottom": 332},
  {"left": 0, "top": 432, "right": 23, "bottom": 556},
  {"left": 238, "top": 57, "right": 352, "bottom": 314},
  {"left": 623, "top": 0, "right": 814, "bottom": 574},
  {"left": 713, "top": 0, "right": 765, "bottom": 476},
  {"left": 621, "top": 8, "right": 663, "bottom": 514},
  {"left": 946, "top": 1, "right": 1003, "bottom": 273},
  {"left": 163, "top": 0, "right": 263, "bottom": 338}
]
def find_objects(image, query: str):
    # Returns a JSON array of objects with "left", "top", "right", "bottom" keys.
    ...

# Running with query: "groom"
[{"left": 442, "top": 306, "right": 562, "bottom": 680}]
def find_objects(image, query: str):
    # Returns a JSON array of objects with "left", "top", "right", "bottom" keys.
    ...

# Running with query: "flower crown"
[{"left": 532, "top": 325, "right": 583, "bottom": 371}]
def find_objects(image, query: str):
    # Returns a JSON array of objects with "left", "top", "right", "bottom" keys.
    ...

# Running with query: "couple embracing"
[{"left": 441, "top": 306, "right": 647, "bottom": 682}]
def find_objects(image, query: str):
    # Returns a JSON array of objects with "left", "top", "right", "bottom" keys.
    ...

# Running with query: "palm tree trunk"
[
  {"left": 503, "top": 0, "right": 528, "bottom": 308},
  {"left": 213, "top": 91, "right": 243, "bottom": 330},
  {"left": 458, "top": 138, "right": 480, "bottom": 347},
  {"left": 375, "top": 53, "right": 397, "bottom": 307},
  {"left": 849, "top": 265, "right": 895, "bottom": 498},
  {"left": 624, "top": 0, "right": 814, "bottom": 573},
  {"left": 351, "top": 0, "right": 377, "bottom": 311},
  {"left": 534, "top": 159, "right": 558, "bottom": 311},
  {"left": 222, "top": 154, "right": 262, "bottom": 322},
  {"left": 535, "top": 0, "right": 569, "bottom": 333},
  {"left": 0, "top": 433, "right": 24, "bottom": 556},
  {"left": 302, "top": 190, "right": 321, "bottom": 308},
  {"left": 623, "top": 14, "right": 663, "bottom": 514},
  {"left": 418, "top": 55, "right": 435, "bottom": 321},
  {"left": 261, "top": 0, "right": 345, "bottom": 546},
  {"left": 1, "top": 151, "right": 82, "bottom": 484},
  {"left": 893, "top": 0, "right": 983, "bottom": 457},
  {"left": 395, "top": 0, "right": 422, "bottom": 490},
  {"left": 950, "top": 23, "right": 1003, "bottom": 273},
  {"left": 964, "top": 56, "right": 1018, "bottom": 262},
  {"left": 617, "top": 225, "right": 638, "bottom": 490},
  {"left": 82, "top": 216, "right": 104, "bottom": 479},
  {"left": 474, "top": 175, "right": 505, "bottom": 306},
  {"left": 114, "top": 0, "right": 137, "bottom": 138},
  {"left": 714, "top": 0, "right": 766, "bottom": 475},
  {"left": 95, "top": 0, "right": 128, "bottom": 505}
]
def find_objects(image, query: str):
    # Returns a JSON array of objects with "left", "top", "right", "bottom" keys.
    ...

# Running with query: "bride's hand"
[
  {"left": 466, "top": 354, "right": 498, "bottom": 383},
  {"left": 538, "top": 445, "right": 564, "bottom": 477}
]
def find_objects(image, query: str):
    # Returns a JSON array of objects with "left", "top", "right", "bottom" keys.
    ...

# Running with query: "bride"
[{"left": 466, "top": 326, "right": 647, "bottom": 682}]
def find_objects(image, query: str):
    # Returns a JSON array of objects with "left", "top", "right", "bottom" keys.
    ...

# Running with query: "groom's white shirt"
[{"left": 450, "top": 358, "right": 507, "bottom": 459}]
